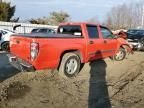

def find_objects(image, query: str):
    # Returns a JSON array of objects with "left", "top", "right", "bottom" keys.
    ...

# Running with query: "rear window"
[{"left": 57, "top": 25, "right": 82, "bottom": 36}]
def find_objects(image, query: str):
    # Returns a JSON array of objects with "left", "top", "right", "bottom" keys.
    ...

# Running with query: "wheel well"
[
  {"left": 120, "top": 44, "right": 131, "bottom": 52},
  {"left": 1, "top": 41, "right": 9, "bottom": 45},
  {"left": 1, "top": 41, "right": 9, "bottom": 47},
  {"left": 61, "top": 50, "right": 82, "bottom": 61},
  {"left": 58, "top": 50, "right": 82, "bottom": 69}
]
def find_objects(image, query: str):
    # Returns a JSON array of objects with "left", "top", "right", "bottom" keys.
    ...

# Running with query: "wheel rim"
[
  {"left": 65, "top": 58, "right": 78, "bottom": 75},
  {"left": 115, "top": 50, "right": 124, "bottom": 60},
  {"left": 140, "top": 40, "right": 144, "bottom": 50},
  {"left": 141, "top": 39, "right": 144, "bottom": 45},
  {"left": 2, "top": 43, "right": 9, "bottom": 51}
]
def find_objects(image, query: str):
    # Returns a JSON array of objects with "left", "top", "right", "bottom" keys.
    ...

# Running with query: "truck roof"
[
  {"left": 59, "top": 22, "right": 98, "bottom": 26},
  {"left": 59, "top": 22, "right": 109, "bottom": 29}
]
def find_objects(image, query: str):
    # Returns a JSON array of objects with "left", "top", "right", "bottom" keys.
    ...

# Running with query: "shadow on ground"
[
  {"left": 88, "top": 59, "right": 111, "bottom": 108},
  {"left": 0, "top": 52, "right": 20, "bottom": 82}
]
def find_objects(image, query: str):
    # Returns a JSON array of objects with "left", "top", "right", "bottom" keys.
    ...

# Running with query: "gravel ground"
[{"left": 0, "top": 51, "right": 144, "bottom": 108}]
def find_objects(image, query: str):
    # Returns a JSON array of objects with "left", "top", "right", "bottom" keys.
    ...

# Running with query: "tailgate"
[{"left": 10, "top": 35, "right": 32, "bottom": 62}]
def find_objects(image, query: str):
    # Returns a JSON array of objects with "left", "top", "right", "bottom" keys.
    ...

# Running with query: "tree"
[
  {"left": 29, "top": 17, "right": 49, "bottom": 24},
  {"left": 87, "top": 17, "right": 99, "bottom": 24},
  {"left": 29, "top": 11, "right": 70, "bottom": 25},
  {"left": 0, "top": 1, "right": 18, "bottom": 22},
  {"left": 105, "top": 1, "right": 143, "bottom": 30},
  {"left": 49, "top": 11, "right": 70, "bottom": 25}
]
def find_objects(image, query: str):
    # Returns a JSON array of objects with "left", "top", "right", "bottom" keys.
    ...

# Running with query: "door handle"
[
  {"left": 16, "top": 40, "right": 20, "bottom": 44},
  {"left": 104, "top": 40, "right": 107, "bottom": 44},
  {"left": 89, "top": 40, "right": 94, "bottom": 44}
]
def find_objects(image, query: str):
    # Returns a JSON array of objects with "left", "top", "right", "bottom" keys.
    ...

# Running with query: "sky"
[{"left": 6, "top": 0, "right": 142, "bottom": 22}]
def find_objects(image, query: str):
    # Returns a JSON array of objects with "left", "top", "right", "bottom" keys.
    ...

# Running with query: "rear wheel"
[
  {"left": 59, "top": 53, "right": 81, "bottom": 78},
  {"left": 1, "top": 42, "right": 9, "bottom": 51},
  {"left": 114, "top": 48, "right": 126, "bottom": 61}
]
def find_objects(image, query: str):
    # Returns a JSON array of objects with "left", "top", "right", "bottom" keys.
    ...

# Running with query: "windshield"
[{"left": 4, "top": 29, "right": 15, "bottom": 33}]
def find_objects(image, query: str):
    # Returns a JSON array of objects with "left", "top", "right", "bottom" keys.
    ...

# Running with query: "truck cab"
[{"left": 58, "top": 23, "right": 119, "bottom": 60}]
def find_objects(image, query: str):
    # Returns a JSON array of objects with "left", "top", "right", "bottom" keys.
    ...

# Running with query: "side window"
[
  {"left": 87, "top": 25, "right": 99, "bottom": 39},
  {"left": 101, "top": 27, "right": 114, "bottom": 39}
]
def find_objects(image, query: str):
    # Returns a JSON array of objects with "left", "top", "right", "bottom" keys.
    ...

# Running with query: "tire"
[
  {"left": 59, "top": 53, "right": 81, "bottom": 78},
  {"left": 1, "top": 42, "right": 10, "bottom": 51},
  {"left": 139, "top": 38, "right": 144, "bottom": 51},
  {"left": 114, "top": 48, "right": 126, "bottom": 61},
  {"left": 137, "top": 42, "right": 143, "bottom": 51}
]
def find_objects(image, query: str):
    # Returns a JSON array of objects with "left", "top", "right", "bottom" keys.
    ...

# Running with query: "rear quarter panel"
[
  {"left": 10, "top": 36, "right": 32, "bottom": 61},
  {"left": 33, "top": 38, "right": 87, "bottom": 70}
]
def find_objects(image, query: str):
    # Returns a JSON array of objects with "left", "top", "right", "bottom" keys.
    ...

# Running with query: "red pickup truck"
[{"left": 8, "top": 22, "right": 130, "bottom": 77}]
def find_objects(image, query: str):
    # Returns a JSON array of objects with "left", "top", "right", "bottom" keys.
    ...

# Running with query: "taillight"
[{"left": 30, "top": 42, "right": 39, "bottom": 61}]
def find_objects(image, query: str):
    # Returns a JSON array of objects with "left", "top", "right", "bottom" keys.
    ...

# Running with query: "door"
[
  {"left": 100, "top": 27, "right": 118, "bottom": 57},
  {"left": 87, "top": 25, "right": 104, "bottom": 60}
]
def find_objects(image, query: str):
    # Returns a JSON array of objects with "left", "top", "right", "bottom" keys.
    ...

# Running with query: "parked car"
[
  {"left": 31, "top": 28, "right": 56, "bottom": 34},
  {"left": 127, "top": 29, "right": 144, "bottom": 50},
  {"left": 0, "top": 28, "right": 15, "bottom": 51},
  {"left": 8, "top": 22, "right": 131, "bottom": 77}
]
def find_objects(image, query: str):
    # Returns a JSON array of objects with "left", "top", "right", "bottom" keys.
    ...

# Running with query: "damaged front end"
[{"left": 117, "top": 38, "right": 134, "bottom": 55}]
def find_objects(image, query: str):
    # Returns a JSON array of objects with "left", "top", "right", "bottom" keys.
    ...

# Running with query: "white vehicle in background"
[{"left": 0, "top": 28, "right": 15, "bottom": 51}]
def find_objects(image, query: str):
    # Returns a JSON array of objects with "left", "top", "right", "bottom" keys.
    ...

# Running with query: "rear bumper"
[{"left": 7, "top": 54, "right": 35, "bottom": 72}]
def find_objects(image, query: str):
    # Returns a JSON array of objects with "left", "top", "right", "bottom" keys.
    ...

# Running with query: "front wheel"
[
  {"left": 1, "top": 42, "right": 10, "bottom": 51},
  {"left": 114, "top": 48, "right": 126, "bottom": 61},
  {"left": 59, "top": 53, "right": 81, "bottom": 78}
]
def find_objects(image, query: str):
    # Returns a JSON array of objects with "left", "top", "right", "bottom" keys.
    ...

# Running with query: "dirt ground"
[{"left": 0, "top": 52, "right": 144, "bottom": 108}]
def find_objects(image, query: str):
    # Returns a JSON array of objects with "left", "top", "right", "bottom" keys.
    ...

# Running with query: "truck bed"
[
  {"left": 10, "top": 33, "right": 86, "bottom": 70},
  {"left": 12, "top": 33, "right": 83, "bottom": 38}
]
